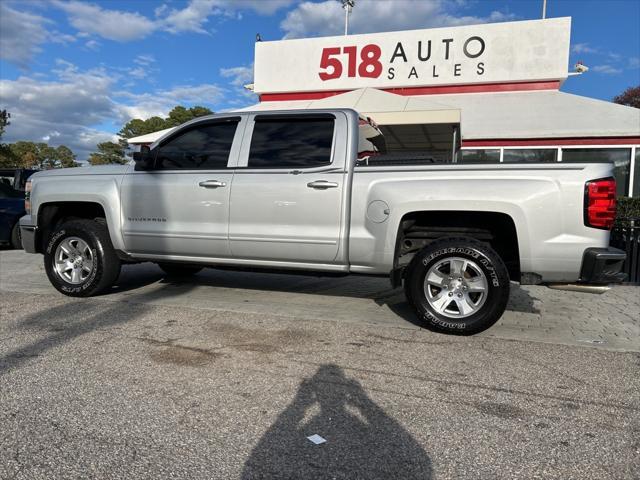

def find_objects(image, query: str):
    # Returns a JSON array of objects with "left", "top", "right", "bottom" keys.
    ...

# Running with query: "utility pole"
[
  {"left": 342, "top": 0, "right": 355, "bottom": 35},
  {"left": 542, "top": 0, "right": 547, "bottom": 18}
]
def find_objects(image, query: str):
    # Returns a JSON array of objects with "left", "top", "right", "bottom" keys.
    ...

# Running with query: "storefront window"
[
  {"left": 503, "top": 149, "right": 557, "bottom": 163},
  {"left": 562, "top": 148, "right": 631, "bottom": 196},
  {"left": 633, "top": 148, "right": 640, "bottom": 197},
  {"left": 458, "top": 149, "right": 500, "bottom": 163}
]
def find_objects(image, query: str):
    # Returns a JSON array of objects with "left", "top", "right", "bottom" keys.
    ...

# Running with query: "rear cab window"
[{"left": 247, "top": 115, "right": 335, "bottom": 169}]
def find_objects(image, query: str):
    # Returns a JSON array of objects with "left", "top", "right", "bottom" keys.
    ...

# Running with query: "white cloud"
[
  {"left": 50, "top": 31, "right": 77, "bottom": 45},
  {"left": 571, "top": 43, "right": 598, "bottom": 54},
  {"left": 52, "top": 0, "right": 157, "bottom": 41},
  {"left": 572, "top": 43, "right": 635, "bottom": 75},
  {"left": 114, "top": 84, "right": 226, "bottom": 121},
  {"left": 232, "top": 0, "right": 295, "bottom": 15},
  {"left": 607, "top": 52, "right": 622, "bottom": 62},
  {"left": 160, "top": 0, "right": 295, "bottom": 34},
  {"left": 220, "top": 64, "right": 254, "bottom": 87},
  {"left": 220, "top": 64, "right": 258, "bottom": 103},
  {"left": 3, "top": 0, "right": 293, "bottom": 68},
  {"left": 134, "top": 54, "right": 156, "bottom": 66},
  {"left": 0, "top": 3, "right": 50, "bottom": 68},
  {"left": 128, "top": 67, "right": 148, "bottom": 80},
  {"left": 84, "top": 39, "right": 101, "bottom": 51},
  {"left": 592, "top": 64, "right": 623, "bottom": 75},
  {"left": 0, "top": 65, "right": 116, "bottom": 159},
  {"left": 0, "top": 60, "right": 224, "bottom": 160},
  {"left": 161, "top": 0, "right": 220, "bottom": 34},
  {"left": 281, "top": 0, "right": 516, "bottom": 38}
]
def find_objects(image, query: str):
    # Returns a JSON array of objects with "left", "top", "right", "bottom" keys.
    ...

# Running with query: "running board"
[{"left": 546, "top": 284, "right": 611, "bottom": 294}]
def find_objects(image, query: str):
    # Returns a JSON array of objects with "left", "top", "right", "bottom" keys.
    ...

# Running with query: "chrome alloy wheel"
[
  {"left": 53, "top": 237, "right": 95, "bottom": 284},
  {"left": 423, "top": 256, "right": 488, "bottom": 319}
]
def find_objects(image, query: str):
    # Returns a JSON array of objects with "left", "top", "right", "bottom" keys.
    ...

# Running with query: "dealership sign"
[{"left": 254, "top": 17, "right": 571, "bottom": 94}]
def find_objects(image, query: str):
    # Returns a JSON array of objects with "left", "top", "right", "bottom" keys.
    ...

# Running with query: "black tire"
[
  {"left": 10, "top": 222, "right": 21, "bottom": 249},
  {"left": 44, "top": 219, "right": 121, "bottom": 297},
  {"left": 157, "top": 263, "right": 203, "bottom": 277},
  {"left": 404, "top": 237, "right": 510, "bottom": 335}
]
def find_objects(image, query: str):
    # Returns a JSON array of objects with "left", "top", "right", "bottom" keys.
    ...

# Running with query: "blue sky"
[{"left": 0, "top": 0, "right": 639, "bottom": 160}]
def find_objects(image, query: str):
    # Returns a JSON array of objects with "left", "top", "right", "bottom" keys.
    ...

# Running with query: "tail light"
[
  {"left": 584, "top": 177, "right": 616, "bottom": 230},
  {"left": 25, "top": 180, "right": 32, "bottom": 215}
]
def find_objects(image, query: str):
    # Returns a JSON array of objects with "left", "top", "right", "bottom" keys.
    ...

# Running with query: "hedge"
[{"left": 616, "top": 196, "right": 640, "bottom": 227}]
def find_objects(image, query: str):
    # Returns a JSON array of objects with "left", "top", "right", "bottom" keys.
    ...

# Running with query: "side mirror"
[{"left": 133, "top": 145, "right": 154, "bottom": 171}]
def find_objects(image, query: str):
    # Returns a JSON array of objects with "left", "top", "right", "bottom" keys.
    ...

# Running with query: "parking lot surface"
[{"left": 1, "top": 250, "right": 639, "bottom": 479}]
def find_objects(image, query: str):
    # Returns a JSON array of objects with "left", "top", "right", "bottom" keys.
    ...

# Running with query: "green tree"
[
  {"left": 0, "top": 144, "right": 18, "bottom": 168},
  {"left": 56, "top": 145, "right": 79, "bottom": 168},
  {"left": 165, "top": 105, "right": 213, "bottom": 127},
  {"left": 0, "top": 109, "right": 14, "bottom": 167},
  {"left": 118, "top": 116, "right": 167, "bottom": 139},
  {"left": 9, "top": 141, "right": 39, "bottom": 168},
  {"left": 0, "top": 109, "right": 10, "bottom": 140},
  {"left": 118, "top": 105, "right": 213, "bottom": 139},
  {"left": 5, "top": 141, "right": 78, "bottom": 168},
  {"left": 88, "top": 141, "right": 127, "bottom": 165},
  {"left": 37, "top": 143, "right": 59, "bottom": 169}
]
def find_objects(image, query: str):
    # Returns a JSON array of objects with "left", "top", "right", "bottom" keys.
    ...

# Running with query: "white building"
[{"left": 129, "top": 17, "right": 640, "bottom": 196}]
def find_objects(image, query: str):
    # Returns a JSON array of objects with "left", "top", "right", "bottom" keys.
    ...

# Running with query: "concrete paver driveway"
[
  {"left": 1, "top": 250, "right": 638, "bottom": 351},
  {"left": 1, "top": 249, "right": 639, "bottom": 479}
]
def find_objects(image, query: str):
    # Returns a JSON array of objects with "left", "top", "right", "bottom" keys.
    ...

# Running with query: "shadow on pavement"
[
  {"left": 105, "top": 264, "right": 542, "bottom": 327},
  {"left": 241, "top": 364, "right": 432, "bottom": 480},
  {"left": 506, "top": 284, "right": 541, "bottom": 314},
  {"left": 0, "top": 280, "right": 196, "bottom": 375}
]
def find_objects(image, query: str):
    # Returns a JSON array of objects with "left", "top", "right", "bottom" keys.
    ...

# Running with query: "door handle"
[
  {"left": 199, "top": 180, "right": 227, "bottom": 188},
  {"left": 307, "top": 180, "right": 339, "bottom": 189}
]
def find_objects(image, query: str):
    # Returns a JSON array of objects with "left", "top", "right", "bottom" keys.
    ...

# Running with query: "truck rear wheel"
[
  {"left": 44, "top": 219, "right": 121, "bottom": 297},
  {"left": 404, "top": 237, "right": 510, "bottom": 335}
]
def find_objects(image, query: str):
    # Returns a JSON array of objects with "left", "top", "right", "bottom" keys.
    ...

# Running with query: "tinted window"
[
  {"left": 563, "top": 148, "right": 632, "bottom": 196},
  {"left": 155, "top": 119, "right": 239, "bottom": 170},
  {"left": 0, "top": 182, "right": 22, "bottom": 199},
  {"left": 458, "top": 149, "right": 500, "bottom": 163},
  {"left": 248, "top": 116, "right": 334, "bottom": 168},
  {"left": 503, "top": 149, "right": 557, "bottom": 163}
]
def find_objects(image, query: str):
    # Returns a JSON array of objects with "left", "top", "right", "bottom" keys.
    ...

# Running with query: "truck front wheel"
[
  {"left": 404, "top": 237, "right": 510, "bottom": 335},
  {"left": 44, "top": 219, "right": 121, "bottom": 297}
]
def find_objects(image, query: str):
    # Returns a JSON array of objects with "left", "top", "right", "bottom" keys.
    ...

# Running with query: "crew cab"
[{"left": 20, "top": 109, "right": 626, "bottom": 334}]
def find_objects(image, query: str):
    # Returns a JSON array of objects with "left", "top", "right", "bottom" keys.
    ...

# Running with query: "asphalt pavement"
[{"left": 0, "top": 250, "right": 639, "bottom": 479}]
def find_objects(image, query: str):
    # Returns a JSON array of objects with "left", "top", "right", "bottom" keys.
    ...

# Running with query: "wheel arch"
[
  {"left": 392, "top": 210, "right": 521, "bottom": 285},
  {"left": 36, "top": 200, "right": 122, "bottom": 253}
]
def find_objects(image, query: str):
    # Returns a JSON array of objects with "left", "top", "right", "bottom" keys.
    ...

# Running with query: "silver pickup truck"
[{"left": 20, "top": 109, "right": 626, "bottom": 334}]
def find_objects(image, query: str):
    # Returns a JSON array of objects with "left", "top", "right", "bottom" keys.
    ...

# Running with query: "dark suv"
[{"left": 0, "top": 169, "right": 36, "bottom": 249}]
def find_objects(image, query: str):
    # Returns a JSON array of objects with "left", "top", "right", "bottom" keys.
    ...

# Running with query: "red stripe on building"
[
  {"left": 462, "top": 137, "right": 640, "bottom": 147},
  {"left": 259, "top": 80, "right": 561, "bottom": 101}
]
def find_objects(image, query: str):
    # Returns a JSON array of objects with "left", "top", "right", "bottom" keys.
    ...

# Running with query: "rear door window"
[{"left": 248, "top": 116, "right": 335, "bottom": 169}]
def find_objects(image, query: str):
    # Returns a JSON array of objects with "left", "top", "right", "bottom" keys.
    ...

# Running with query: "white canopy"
[
  {"left": 127, "top": 127, "right": 176, "bottom": 145},
  {"left": 236, "top": 87, "right": 461, "bottom": 125},
  {"left": 423, "top": 89, "right": 640, "bottom": 140},
  {"left": 127, "top": 87, "right": 640, "bottom": 145}
]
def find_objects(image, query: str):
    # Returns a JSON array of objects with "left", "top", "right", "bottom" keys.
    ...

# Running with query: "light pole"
[{"left": 342, "top": 0, "right": 355, "bottom": 35}]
